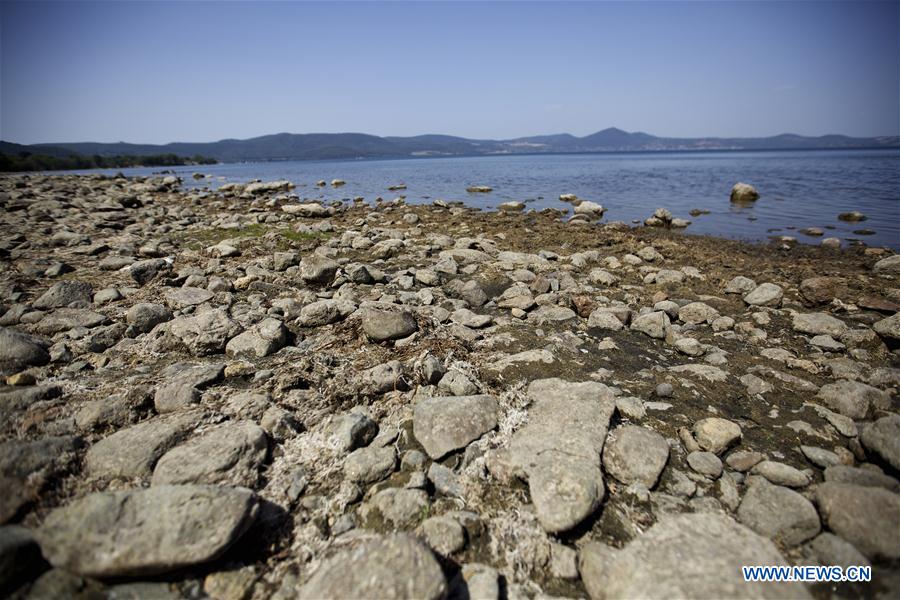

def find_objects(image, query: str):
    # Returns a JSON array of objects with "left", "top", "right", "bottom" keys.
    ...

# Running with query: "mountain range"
[{"left": 3, "top": 128, "right": 898, "bottom": 162}]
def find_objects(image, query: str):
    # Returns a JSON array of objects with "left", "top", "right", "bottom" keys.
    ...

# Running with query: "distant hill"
[{"left": 5, "top": 127, "right": 898, "bottom": 163}]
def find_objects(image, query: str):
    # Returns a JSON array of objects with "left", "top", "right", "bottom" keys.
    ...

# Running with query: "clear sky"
[{"left": 1, "top": 1, "right": 898, "bottom": 144}]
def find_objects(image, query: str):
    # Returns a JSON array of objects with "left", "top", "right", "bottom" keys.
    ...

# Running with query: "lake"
[{"left": 60, "top": 149, "right": 900, "bottom": 249}]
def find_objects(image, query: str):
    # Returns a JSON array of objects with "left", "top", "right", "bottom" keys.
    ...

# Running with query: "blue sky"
[{"left": 1, "top": 1, "right": 898, "bottom": 144}]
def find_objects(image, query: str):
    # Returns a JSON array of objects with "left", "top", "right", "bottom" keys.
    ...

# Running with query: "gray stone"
[
  {"left": 800, "top": 446, "right": 841, "bottom": 469},
  {"left": 344, "top": 446, "right": 396, "bottom": 484},
  {"left": 152, "top": 421, "right": 268, "bottom": 487},
  {"left": 792, "top": 312, "right": 848, "bottom": 337},
  {"left": 815, "top": 482, "right": 900, "bottom": 559},
  {"left": 823, "top": 465, "right": 900, "bottom": 492},
  {"left": 35, "top": 485, "right": 258, "bottom": 577},
  {"left": 630, "top": 311, "right": 669, "bottom": 339},
  {"left": 367, "top": 488, "right": 430, "bottom": 526},
  {"left": 0, "top": 327, "right": 49, "bottom": 374},
  {"left": 154, "top": 362, "right": 224, "bottom": 413},
  {"left": 817, "top": 379, "right": 888, "bottom": 419},
  {"left": 298, "top": 299, "right": 355, "bottom": 327},
  {"left": 437, "top": 370, "right": 479, "bottom": 396},
  {"left": 687, "top": 451, "right": 723, "bottom": 478},
  {"left": 737, "top": 479, "right": 820, "bottom": 546},
  {"left": 126, "top": 303, "right": 172, "bottom": 333},
  {"left": 33, "top": 281, "right": 93, "bottom": 309},
  {"left": 806, "top": 533, "right": 870, "bottom": 570},
  {"left": 413, "top": 395, "right": 498, "bottom": 459},
  {"left": 509, "top": 379, "right": 617, "bottom": 533},
  {"left": 163, "top": 286, "right": 214, "bottom": 309},
  {"left": 300, "top": 255, "right": 339, "bottom": 285},
  {"left": 450, "top": 308, "right": 492, "bottom": 329},
  {"left": 693, "top": 418, "right": 742, "bottom": 455},
  {"left": 587, "top": 310, "right": 625, "bottom": 331},
  {"left": 751, "top": 461, "right": 811, "bottom": 488},
  {"left": 872, "top": 254, "right": 900, "bottom": 275},
  {"left": 34, "top": 308, "right": 109, "bottom": 335},
  {"left": 299, "top": 535, "right": 446, "bottom": 600},
  {"left": 743, "top": 283, "right": 783, "bottom": 307},
  {"left": 130, "top": 258, "right": 171, "bottom": 286},
  {"left": 421, "top": 516, "right": 466, "bottom": 556},
  {"left": 0, "top": 525, "right": 41, "bottom": 592},
  {"left": 168, "top": 309, "right": 242, "bottom": 355},
  {"left": 0, "top": 436, "right": 80, "bottom": 523},
  {"left": 860, "top": 414, "right": 900, "bottom": 471},
  {"left": 327, "top": 413, "right": 378, "bottom": 452},
  {"left": 361, "top": 360, "right": 408, "bottom": 394},
  {"left": 724, "top": 276, "right": 757, "bottom": 294},
  {"left": 873, "top": 312, "right": 900, "bottom": 340},
  {"left": 678, "top": 302, "right": 719, "bottom": 325},
  {"left": 362, "top": 309, "right": 417, "bottom": 342},
  {"left": 85, "top": 411, "right": 202, "bottom": 479},
  {"left": 581, "top": 513, "right": 810, "bottom": 599},
  {"left": 225, "top": 318, "right": 287, "bottom": 358},
  {"left": 602, "top": 425, "right": 669, "bottom": 488},
  {"left": 730, "top": 182, "right": 760, "bottom": 203}
]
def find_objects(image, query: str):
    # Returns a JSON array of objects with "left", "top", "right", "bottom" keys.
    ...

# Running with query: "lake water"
[{"left": 60, "top": 149, "right": 900, "bottom": 249}]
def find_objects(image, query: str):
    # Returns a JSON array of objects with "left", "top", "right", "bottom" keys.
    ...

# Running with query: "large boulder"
[
  {"left": 815, "top": 482, "right": 900, "bottom": 559},
  {"left": 35, "top": 485, "right": 258, "bottom": 577},
  {"left": 299, "top": 535, "right": 446, "bottom": 600},
  {"left": 580, "top": 513, "right": 810, "bottom": 599},
  {"left": 0, "top": 327, "right": 50, "bottom": 375},
  {"left": 508, "top": 379, "right": 616, "bottom": 533},
  {"left": 413, "top": 395, "right": 499, "bottom": 459},
  {"left": 730, "top": 183, "right": 760, "bottom": 203}
]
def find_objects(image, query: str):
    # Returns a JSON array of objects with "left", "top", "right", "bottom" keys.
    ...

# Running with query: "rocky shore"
[{"left": 1, "top": 173, "right": 898, "bottom": 599}]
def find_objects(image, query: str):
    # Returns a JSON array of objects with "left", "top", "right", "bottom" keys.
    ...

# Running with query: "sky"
[{"left": 1, "top": 1, "right": 898, "bottom": 145}]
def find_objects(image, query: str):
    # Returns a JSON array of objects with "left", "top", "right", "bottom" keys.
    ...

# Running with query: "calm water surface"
[{"left": 62, "top": 149, "right": 900, "bottom": 249}]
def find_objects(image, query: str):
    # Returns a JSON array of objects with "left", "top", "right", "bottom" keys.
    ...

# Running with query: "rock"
[
  {"left": 508, "top": 379, "right": 616, "bottom": 533},
  {"left": 300, "top": 255, "right": 339, "bottom": 285},
  {"left": 85, "top": 411, "right": 202, "bottom": 479},
  {"left": 873, "top": 312, "right": 900, "bottom": 340},
  {"left": 602, "top": 425, "right": 669, "bottom": 488},
  {"left": 800, "top": 446, "right": 841, "bottom": 469},
  {"left": 35, "top": 485, "right": 258, "bottom": 577},
  {"left": 824, "top": 465, "right": 899, "bottom": 491},
  {"left": 838, "top": 211, "right": 866, "bottom": 222},
  {"left": 872, "top": 254, "right": 900, "bottom": 275},
  {"left": 466, "top": 185, "right": 492, "bottom": 193},
  {"left": 799, "top": 277, "right": 843, "bottom": 305},
  {"left": 737, "top": 479, "right": 820, "bottom": 546},
  {"left": 0, "top": 436, "right": 80, "bottom": 523},
  {"left": 806, "top": 533, "right": 870, "bottom": 570},
  {"left": 587, "top": 310, "right": 624, "bottom": 331},
  {"left": 0, "top": 327, "right": 49, "bottom": 374},
  {"left": 743, "top": 283, "right": 783, "bottom": 306},
  {"left": 32, "top": 281, "right": 93, "bottom": 309},
  {"left": 724, "top": 276, "right": 757, "bottom": 294},
  {"left": 413, "top": 395, "right": 499, "bottom": 459},
  {"left": 154, "top": 362, "right": 224, "bottom": 413},
  {"left": 815, "top": 482, "right": 900, "bottom": 559},
  {"left": 581, "top": 513, "right": 810, "bottom": 599},
  {"left": 130, "top": 258, "right": 171, "bottom": 286},
  {"left": 0, "top": 525, "right": 42, "bottom": 592},
  {"left": 344, "top": 446, "right": 396, "bottom": 484},
  {"left": 451, "top": 308, "right": 492, "bottom": 329},
  {"left": 299, "top": 534, "right": 446, "bottom": 600},
  {"left": 168, "top": 309, "right": 242, "bottom": 355},
  {"left": 860, "top": 414, "right": 900, "bottom": 471},
  {"left": 298, "top": 299, "right": 355, "bottom": 327},
  {"left": 630, "top": 311, "right": 669, "bottom": 339},
  {"left": 686, "top": 451, "right": 723, "bottom": 478},
  {"left": 361, "top": 309, "right": 417, "bottom": 342},
  {"left": 152, "top": 421, "right": 268, "bottom": 487},
  {"left": 678, "top": 302, "right": 719, "bottom": 325},
  {"left": 499, "top": 201, "right": 525, "bottom": 211},
  {"left": 421, "top": 516, "right": 466, "bottom": 556},
  {"left": 225, "top": 318, "right": 288, "bottom": 358},
  {"left": 751, "top": 461, "right": 811, "bottom": 488},
  {"left": 792, "top": 312, "right": 847, "bottom": 337},
  {"left": 574, "top": 200, "right": 605, "bottom": 216},
  {"left": 693, "top": 418, "right": 741, "bottom": 455},
  {"left": 438, "top": 370, "right": 479, "bottom": 396},
  {"left": 673, "top": 337, "right": 704, "bottom": 357},
  {"left": 327, "top": 413, "right": 378, "bottom": 452},
  {"left": 816, "top": 379, "right": 888, "bottom": 419},
  {"left": 126, "top": 303, "right": 173, "bottom": 334},
  {"left": 730, "top": 182, "right": 760, "bottom": 203},
  {"left": 163, "top": 287, "right": 214, "bottom": 310}
]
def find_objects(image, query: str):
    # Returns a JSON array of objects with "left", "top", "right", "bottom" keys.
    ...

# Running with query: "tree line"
[{"left": 0, "top": 152, "right": 217, "bottom": 172}]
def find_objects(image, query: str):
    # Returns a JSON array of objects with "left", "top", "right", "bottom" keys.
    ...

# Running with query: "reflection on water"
[{"left": 59, "top": 149, "right": 900, "bottom": 249}]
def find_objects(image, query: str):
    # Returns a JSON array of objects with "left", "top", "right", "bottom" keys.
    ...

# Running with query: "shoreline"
[{"left": 1, "top": 173, "right": 898, "bottom": 598}]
